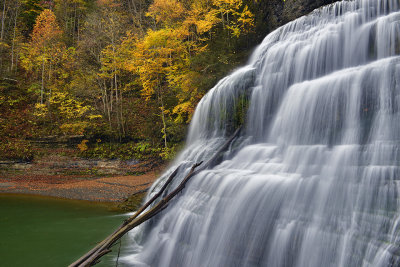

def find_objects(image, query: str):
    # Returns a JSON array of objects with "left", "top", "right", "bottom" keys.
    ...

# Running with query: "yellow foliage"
[
  {"left": 60, "top": 122, "right": 89, "bottom": 135},
  {"left": 0, "top": 42, "right": 10, "bottom": 49},
  {"left": 50, "top": 91, "right": 92, "bottom": 119},
  {"left": 147, "top": 0, "right": 186, "bottom": 26},
  {"left": 213, "top": 0, "right": 255, "bottom": 36},
  {"left": 34, "top": 103, "right": 48, "bottom": 118},
  {"left": 88, "top": 114, "right": 103, "bottom": 120},
  {"left": 77, "top": 139, "right": 89, "bottom": 152},
  {"left": 133, "top": 28, "right": 189, "bottom": 100},
  {"left": 99, "top": 0, "right": 256, "bottom": 133},
  {"left": 173, "top": 101, "right": 194, "bottom": 123}
]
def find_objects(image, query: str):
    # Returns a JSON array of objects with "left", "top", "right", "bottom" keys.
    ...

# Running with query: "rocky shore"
[{"left": 0, "top": 154, "right": 165, "bottom": 207}]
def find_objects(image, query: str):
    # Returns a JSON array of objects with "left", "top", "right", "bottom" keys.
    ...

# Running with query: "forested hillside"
[{"left": 0, "top": 0, "right": 271, "bottom": 161}]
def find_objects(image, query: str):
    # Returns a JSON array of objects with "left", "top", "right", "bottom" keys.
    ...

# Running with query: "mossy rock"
[{"left": 118, "top": 191, "right": 148, "bottom": 212}]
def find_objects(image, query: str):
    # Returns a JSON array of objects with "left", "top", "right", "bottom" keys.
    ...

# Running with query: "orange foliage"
[
  {"left": 147, "top": 0, "right": 186, "bottom": 26},
  {"left": 31, "top": 9, "right": 63, "bottom": 48}
]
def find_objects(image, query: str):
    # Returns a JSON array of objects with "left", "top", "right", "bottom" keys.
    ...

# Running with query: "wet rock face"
[
  {"left": 252, "top": 0, "right": 338, "bottom": 41},
  {"left": 281, "top": 0, "right": 338, "bottom": 22}
]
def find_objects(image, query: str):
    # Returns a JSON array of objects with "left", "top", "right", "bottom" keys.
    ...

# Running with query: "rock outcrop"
[{"left": 251, "top": 0, "right": 338, "bottom": 42}]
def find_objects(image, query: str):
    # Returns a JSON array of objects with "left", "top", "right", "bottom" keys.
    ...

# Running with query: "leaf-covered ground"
[{"left": 0, "top": 154, "right": 165, "bottom": 202}]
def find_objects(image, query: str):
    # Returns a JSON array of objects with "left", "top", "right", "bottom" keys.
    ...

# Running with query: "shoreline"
[
  {"left": 0, "top": 172, "right": 161, "bottom": 203},
  {"left": 0, "top": 192, "right": 122, "bottom": 210}
]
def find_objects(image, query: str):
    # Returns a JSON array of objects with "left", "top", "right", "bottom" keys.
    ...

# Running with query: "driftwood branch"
[
  {"left": 1, "top": 77, "right": 18, "bottom": 83},
  {"left": 69, "top": 165, "right": 181, "bottom": 267},
  {"left": 69, "top": 127, "right": 241, "bottom": 267}
]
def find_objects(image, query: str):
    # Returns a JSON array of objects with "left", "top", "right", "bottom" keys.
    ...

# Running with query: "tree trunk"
[
  {"left": 0, "top": 0, "right": 6, "bottom": 41},
  {"left": 159, "top": 91, "right": 168, "bottom": 148},
  {"left": 77, "top": 16, "right": 80, "bottom": 42},
  {"left": 120, "top": 82, "right": 125, "bottom": 137},
  {"left": 114, "top": 73, "right": 121, "bottom": 140},
  {"left": 69, "top": 127, "right": 241, "bottom": 267},
  {"left": 14, "top": 48, "right": 18, "bottom": 73},
  {"left": 0, "top": 0, "right": 6, "bottom": 73},
  {"left": 104, "top": 80, "right": 112, "bottom": 129},
  {"left": 73, "top": 3, "right": 76, "bottom": 43},
  {"left": 10, "top": 0, "right": 19, "bottom": 72},
  {"left": 41, "top": 57, "right": 45, "bottom": 104}
]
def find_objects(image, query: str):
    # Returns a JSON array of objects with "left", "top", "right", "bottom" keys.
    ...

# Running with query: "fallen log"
[
  {"left": 69, "top": 127, "right": 241, "bottom": 267},
  {"left": 69, "top": 165, "right": 182, "bottom": 267}
]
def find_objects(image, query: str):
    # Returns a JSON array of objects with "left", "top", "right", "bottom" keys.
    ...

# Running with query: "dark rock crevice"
[{"left": 251, "top": 0, "right": 338, "bottom": 43}]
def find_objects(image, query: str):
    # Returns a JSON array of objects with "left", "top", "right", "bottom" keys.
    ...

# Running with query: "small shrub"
[
  {"left": 159, "top": 145, "right": 179, "bottom": 161},
  {"left": 80, "top": 141, "right": 163, "bottom": 161}
]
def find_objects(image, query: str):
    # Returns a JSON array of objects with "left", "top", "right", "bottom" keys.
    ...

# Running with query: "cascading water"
[{"left": 120, "top": 0, "right": 400, "bottom": 266}]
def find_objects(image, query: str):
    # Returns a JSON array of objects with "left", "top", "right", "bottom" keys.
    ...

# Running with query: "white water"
[{"left": 120, "top": 0, "right": 400, "bottom": 266}]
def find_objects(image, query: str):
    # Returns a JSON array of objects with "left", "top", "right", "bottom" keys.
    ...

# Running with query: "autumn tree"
[
  {"left": 140, "top": 0, "right": 255, "bottom": 126},
  {"left": 21, "top": 9, "right": 63, "bottom": 104},
  {"left": 0, "top": 0, "right": 259, "bottom": 161},
  {"left": 20, "top": 9, "right": 95, "bottom": 136}
]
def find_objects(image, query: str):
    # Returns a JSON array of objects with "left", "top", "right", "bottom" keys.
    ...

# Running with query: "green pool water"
[{"left": 0, "top": 194, "right": 126, "bottom": 267}]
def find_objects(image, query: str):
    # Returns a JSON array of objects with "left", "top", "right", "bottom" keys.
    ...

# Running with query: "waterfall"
[{"left": 120, "top": 0, "right": 400, "bottom": 266}]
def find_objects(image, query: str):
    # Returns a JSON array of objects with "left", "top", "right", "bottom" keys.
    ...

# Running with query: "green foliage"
[
  {"left": 118, "top": 191, "right": 147, "bottom": 211},
  {"left": 233, "top": 93, "right": 250, "bottom": 129},
  {"left": 159, "top": 144, "right": 181, "bottom": 160},
  {"left": 80, "top": 141, "right": 162, "bottom": 160}
]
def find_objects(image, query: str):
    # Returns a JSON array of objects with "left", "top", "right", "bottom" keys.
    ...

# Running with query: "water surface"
[{"left": 0, "top": 194, "right": 125, "bottom": 267}]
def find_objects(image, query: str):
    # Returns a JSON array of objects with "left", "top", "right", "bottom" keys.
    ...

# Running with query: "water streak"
[{"left": 121, "top": 0, "right": 400, "bottom": 266}]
